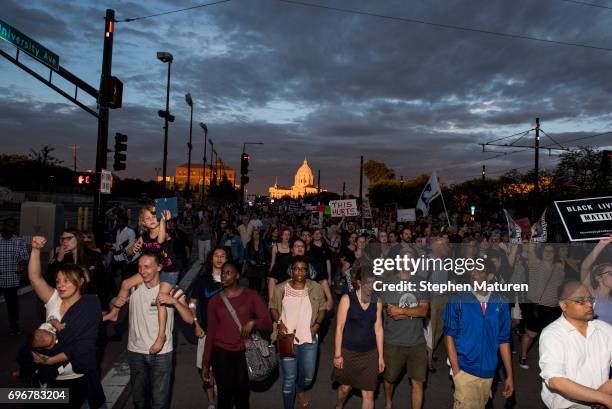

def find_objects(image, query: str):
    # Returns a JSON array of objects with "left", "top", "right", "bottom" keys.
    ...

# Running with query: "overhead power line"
[
  {"left": 116, "top": 0, "right": 231, "bottom": 23},
  {"left": 486, "top": 129, "right": 533, "bottom": 144},
  {"left": 554, "top": 0, "right": 612, "bottom": 11},
  {"left": 278, "top": 0, "right": 612, "bottom": 52}
]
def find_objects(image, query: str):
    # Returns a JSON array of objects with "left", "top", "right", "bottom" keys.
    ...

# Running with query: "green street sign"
[{"left": 0, "top": 18, "right": 60, "bottom": 70}]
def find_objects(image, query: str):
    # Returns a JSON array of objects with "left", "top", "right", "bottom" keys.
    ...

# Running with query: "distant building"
[
  {"left": 268, "top": 158, "right": 325, "bottom": 199},
  {"left": 175, "top": 161, "right": 236, "bottom": 190}
]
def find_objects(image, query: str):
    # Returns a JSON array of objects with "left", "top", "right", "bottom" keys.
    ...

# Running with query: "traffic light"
[
  {"left": 241, "top": 175, "right": 249, "bottom": 186},
  {"left": 241, "top": 153, "right": 250, "bottom": 176},
  {"left": 601, "top": 150, "right": 611, "bottom": 173},
  {"left": 77, "top": 174, "right": 91, "bottom": 185},
  {"left": 113, "top": 132, "right": 127, "bottom": 171},
  {"left": 102, "top": 76, "right": 123, "bottom": 109}
]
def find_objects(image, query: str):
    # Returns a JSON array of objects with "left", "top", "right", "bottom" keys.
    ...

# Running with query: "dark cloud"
[{"left": 2, "top": 0, "right": 612, "bottom": 195}]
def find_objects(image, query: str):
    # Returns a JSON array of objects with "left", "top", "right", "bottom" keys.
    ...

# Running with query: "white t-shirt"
[
  {"left": 539, "top": 315, "right": 612, "bottom": 408},
  {"left": 127, "top": 283, "right": 174, "bottom": 355},
  {"left": 44, "top": 290, "right": 82, "bottom": 380}
]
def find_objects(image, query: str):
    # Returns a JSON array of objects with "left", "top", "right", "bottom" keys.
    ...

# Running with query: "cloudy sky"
[{"left": 2, "top": 0, "right": 612, "bottom": 195}]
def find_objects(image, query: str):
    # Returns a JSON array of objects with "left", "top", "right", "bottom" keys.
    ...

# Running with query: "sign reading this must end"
[
  {"left": 329, "top": 199, "right": 359, "bottom": 218},
  {"left": 0, "top": 18, "right": 60, "bottom": 70},
  {"left": 554, "top": 196, "right": 612, "bottom": 241}
]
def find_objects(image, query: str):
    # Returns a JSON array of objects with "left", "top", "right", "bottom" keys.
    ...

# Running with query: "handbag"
[
  {"left": 220, "top": 293, "right": 277, "bottom": 382},
  {"left": 277, "top": 331, "right": 296, "bottom": 358},
  {"left": 277, "top": 282, "right": 305, "bottom": 358}
]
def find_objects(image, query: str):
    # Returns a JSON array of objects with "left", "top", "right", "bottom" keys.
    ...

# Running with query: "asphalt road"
[{"left": 0, "top": 272, "right": 546, "bottom": 409}]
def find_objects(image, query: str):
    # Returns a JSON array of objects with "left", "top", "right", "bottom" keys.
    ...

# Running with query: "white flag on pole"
[{"left": 416, "top": 172, "right": 441, "bottom": 216}]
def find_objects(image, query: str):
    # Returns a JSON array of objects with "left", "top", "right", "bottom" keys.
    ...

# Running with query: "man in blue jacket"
[{"left": 443, "top": 266, "right": 514, "bottom": 409}]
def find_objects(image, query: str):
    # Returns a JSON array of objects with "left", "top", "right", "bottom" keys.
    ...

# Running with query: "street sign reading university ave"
[{"left": 0, "top": 18, "right": 60, "bottom": 70}]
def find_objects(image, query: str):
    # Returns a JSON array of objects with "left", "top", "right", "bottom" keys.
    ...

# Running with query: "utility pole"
[
  {"left": 93, "top": 9, "right": 114, "bottom": 246},
  {"left": 317, "top": 169, "right": 321, "bottom": 203},
  {"left": 200, "top": 123, "right": 208, "bottom": 207},
  {"left": 359, "top": 156, "right": 364, "bottom": 226},
  {"left": 70, "top": 144, "right": 80, "bottom": 173},
  {"left": 479, "top": 117, "right": 568, "bottom": 218},
  {"left": 161, "top": 59, "right": 172, "bottom": 193},
  {"left": 185, "top": 93, "right": 194, "bottom": 197},
  {"left": 358, "top": 156, "right": 363, "bottom": 207},
  {"left": 534, "top": 117, "right": 540, "bottom": 196},
  {"left": 342, "top": 182, "right": 345, "bottom": 199},
  {"left": 481, "top": 165, "right": 486, "bottom": 223}
]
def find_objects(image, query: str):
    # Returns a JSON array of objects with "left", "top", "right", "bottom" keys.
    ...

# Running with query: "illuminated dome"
[{"left": 294, "top": 158, "right": 314, "bottom": 187}]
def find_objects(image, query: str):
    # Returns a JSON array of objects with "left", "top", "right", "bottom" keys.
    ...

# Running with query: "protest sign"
[
  {"left": 554, "top": 196, "right": 612, "bottom": 241},
  {"left": 100, "top": 169, "right": 112, "bottom": 194},
  {"left": 397, "top": 208, "right": 416, "bottom": 222},
  {"left": 155, "top": 197, "right": 179, "bottom": 220},
  {"left": 329, "top": 199, "right": 359, "bottom": 217}
]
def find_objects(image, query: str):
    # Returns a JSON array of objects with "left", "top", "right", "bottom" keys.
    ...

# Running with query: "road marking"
[{"left": 101, "top": 261, "right": 202, "bottom": 408}]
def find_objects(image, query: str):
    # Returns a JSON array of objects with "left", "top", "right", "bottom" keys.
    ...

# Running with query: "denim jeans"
[
  {"left": 127, "top": 351, "right": 173, "bottom": 409},
  {"left": 280, "top": 337, "right": 318, "bottom": 409}
]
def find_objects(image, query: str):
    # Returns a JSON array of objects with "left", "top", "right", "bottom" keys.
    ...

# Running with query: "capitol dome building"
[{"left": 268, "top": 158, "right": 325, "bottom": 199}]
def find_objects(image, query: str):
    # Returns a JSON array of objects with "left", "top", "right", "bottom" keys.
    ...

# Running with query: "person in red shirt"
[{"left": 202, "top": 261, "right": 272, "bottom": 409}]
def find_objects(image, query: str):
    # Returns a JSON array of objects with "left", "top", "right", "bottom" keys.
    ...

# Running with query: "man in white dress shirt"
[{"left": 539, "top": 281, "right": 612, "bottom": 409}]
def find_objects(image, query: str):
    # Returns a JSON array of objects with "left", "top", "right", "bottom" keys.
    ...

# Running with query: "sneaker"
[{"left": 519, "top": 357, "right": 529, "bottom": 369}]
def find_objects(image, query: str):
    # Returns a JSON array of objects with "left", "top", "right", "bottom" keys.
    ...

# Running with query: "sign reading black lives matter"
[{"left": 554, "top": 196, "right": 612, "bottom": 241}]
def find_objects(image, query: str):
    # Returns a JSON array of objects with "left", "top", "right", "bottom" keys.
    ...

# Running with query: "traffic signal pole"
[
  {"left": 93, "top": 9, "right": 114, "bottom": 246},
  {"left": 240, "top": 142, "right": 263, "bottom": 204}
]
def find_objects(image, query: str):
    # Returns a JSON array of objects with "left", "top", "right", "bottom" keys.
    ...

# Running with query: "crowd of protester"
[{"left": 0, "top": 199, "right": 610, "bottom": 409}]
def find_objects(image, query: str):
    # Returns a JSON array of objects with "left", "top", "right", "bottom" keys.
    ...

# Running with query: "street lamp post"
[
  {"left": 213, "top": 149, "right": 218, "bottom": 188},
  {"left": 157, "top": 51, "right": 174, "bottom": 194},
  {"left": 199, "top": 122, "right": 208, "bottom": 207},
  {"left": 208, "top": 139, "right": 214, "bottom": 189},
  {"left": 185, "top": 93, "right": 194, "bottom": 197}
]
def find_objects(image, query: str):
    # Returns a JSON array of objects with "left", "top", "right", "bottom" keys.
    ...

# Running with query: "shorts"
[
  {"left": 523, "top": 304, "right": 561, "bottom": 333},
  {"left": 383, "top": 342, "right": 428, "bottom": 383},
  {"left": 160, "top": 271, "right": 179, "bottom": 286}
]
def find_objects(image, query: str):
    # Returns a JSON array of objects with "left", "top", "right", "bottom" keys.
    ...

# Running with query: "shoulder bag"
[{"left": 220, "top": 292, "right": 277, "bottom": 381}]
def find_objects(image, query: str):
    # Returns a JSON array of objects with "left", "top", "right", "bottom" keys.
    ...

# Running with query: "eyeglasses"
[
  {"left": 598, "top": 271, "right": 612, "bottom": 278},
  {"left": 562, "top": 296, "right": 596, "bottom": 305},
  {"left": 60, "top": 236, "right": 75, "bottom": 241}
]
